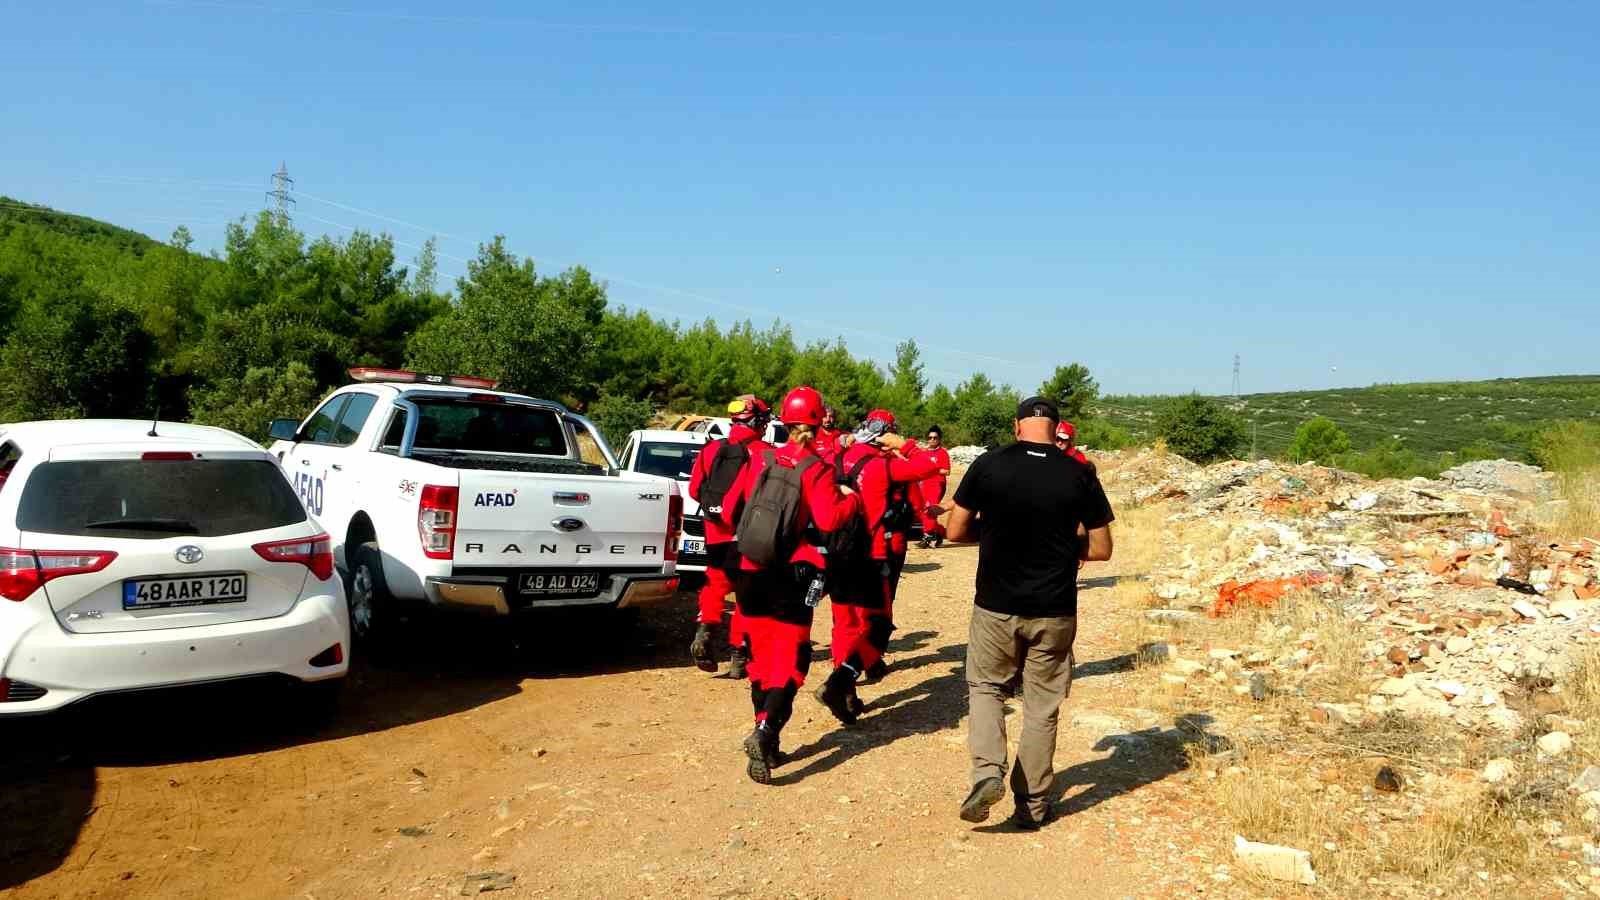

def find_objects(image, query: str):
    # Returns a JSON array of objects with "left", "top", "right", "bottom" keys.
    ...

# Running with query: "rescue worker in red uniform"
[
  {"left": 814, "top": 405, "right": 842, "bottom": 458},
  {"left": 815, "top": 409, "right": 938, "bottom": 722},
  {"left": 686, "top": 395, "right": 773, "bottom": 676},
  {"left": 1055, "top": 420, "right": 1091, "bottom": 466},
  {"left": 734, "top": 387, "right": 861, "bottom": 784},
  {"left": 914, "top": 425, "right": 952, "bottom": 549}
]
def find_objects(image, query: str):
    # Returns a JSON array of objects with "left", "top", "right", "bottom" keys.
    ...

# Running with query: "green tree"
[
  {"left": 952, "top": 373, "right": 1018, "bottom": 447},
  {"left": 1287, "top": 417, "right": 1352, "bottom": 463},
  {"left": 189, "top": 362, "right": 324, "bottom": 443},
  {"left": 0, "top": 292, "right": 154, "bottom": 420},
  {"left": 406, "top": 237, "right": 600, "bottom": 399},
  {"left": 1155, "top": 394, "right": 1247, "bottom": 463},
  {"left": 1077, "top": 419, "right": 1133, "bottom": 451},
  {"left": 1038, "top": 363, "right": 1099, "bottom": 421}
]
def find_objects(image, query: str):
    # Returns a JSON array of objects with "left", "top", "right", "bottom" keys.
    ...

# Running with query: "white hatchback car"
[{"left": 0, "top": 420, "right": 349, "bottom": 715}]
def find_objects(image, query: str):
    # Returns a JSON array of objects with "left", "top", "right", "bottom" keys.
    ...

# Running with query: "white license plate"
[
  {"left": 123, "top": 573, "right": 248, "bottom": 610},
  {"left": 679, "top": 538, "right": 706, "bottom": 555},
  {"left": 518, "top": 572, "right": 601, "bottom": 596}
]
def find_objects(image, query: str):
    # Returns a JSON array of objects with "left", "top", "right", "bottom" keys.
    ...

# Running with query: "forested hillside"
[{"left": 0, "top": 198, "right": 1035, "bottom": 446}]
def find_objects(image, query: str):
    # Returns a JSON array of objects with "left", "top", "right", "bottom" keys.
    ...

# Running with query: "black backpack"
[
  {"left": 695, "top": 439, "right": 750, "bottom": 528},
  {"left": 736, "top": 452, "right": 818, "bottom": 569}
]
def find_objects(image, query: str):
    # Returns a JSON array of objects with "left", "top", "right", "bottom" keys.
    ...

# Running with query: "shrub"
[
  {"left": 188, "top": 362, "right": 324, "bottom": 444},
  {"left": 1154, "top": 394, "right": 1246, "bottom": 463},
  {"left": 1287, "top": 417, "right": 1351, "bottom": 464},
  {"left": 586, "top": 392, "right": 655, "bottom": 450},
  {"left": 0, "top": 292, "right": 154, "bottom": 421},
  {"left": 1076, "top": 419, "right": 1133, "bottom": 451},
  {"left": 1532, "top": 420, "right": 1600, "bottom": 473}
]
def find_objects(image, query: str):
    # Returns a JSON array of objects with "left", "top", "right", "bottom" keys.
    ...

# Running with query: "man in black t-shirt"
[{"left": 946, "top": 396, "right": 1114, "bottom": 830}]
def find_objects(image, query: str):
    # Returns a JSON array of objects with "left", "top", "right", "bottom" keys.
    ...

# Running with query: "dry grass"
[
  {"left": 1378, "top": 795, "right": 1539, "bottom": 884},
  {"left": 1563, "top": 641, "right": 1600, "bottom": 764},
  {"left": 1550, "top": 468, "right": 1600, "bottom": 541},
  {"left": 1194, "top": 589, "right": 1370, "bottom": 704}
]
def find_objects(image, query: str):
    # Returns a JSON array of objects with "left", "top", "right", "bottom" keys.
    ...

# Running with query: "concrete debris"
[
  {"left": 1232, "top": 835, "right": 1316, "bottom": 885},
  {"left": 1482, "top": 758, "right": 1517, "bottom": 784},
  {"left": 1091, "top": 447, "right": 1596, "bottom": 736}
]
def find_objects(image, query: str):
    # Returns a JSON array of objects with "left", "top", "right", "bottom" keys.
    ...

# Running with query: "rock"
[
  {"left": 1551, "top": 597, "right": 1587, "bottom": 620},
  {"left": 1580, "top": 791, "right": 1600, "bottom": 811},
  {"left": 1249, "top": 673, "right": 1268, "bottom": 702},
  {"left": 1208, "top": 648, "right": 1240, "bottom": 660},
  {"left": 1572, "top": 766, "right": 1600, "bottom": 793},
  {"left": 1155, "top": 583, "right": 1184, "bottom": 600},
  {"left": 1137, "top": 642, "right": 1172, "bottom": 665},
  {"left": 1172, "top": 658, "right": 1207, "bottom": 677},
  {"left": 1385, "top": 646, "right": 1408, "bottom": 665},
  {"left": 1482, "top": 758, "right": 1516, "bottom": 784},
  {"left": 1377, "top": 676, "right": 1414, "bottom": 697},
  {"left": 1439, "top": 459, "right": 1555, "bottom": 500},
  {"left": 1374, "top": 766, "right": 1403, "bottom": 793},
  {"left": 1512, "top": 600, "right": 1543, "bottom": 621},
  {"left": 1232, "top": 835, "right": 1316, "bottom": 885},
  {"left": 1538, "top": 731, "right": 1574, "bottom": 758},
  {"left": 1347, "top": 492, "right": 1379, "bottom": 511},
  {"left": 459, "top": 872, "right": 516, "bottom": 895},
  {"left": 1316, "top": 703, "right": 1360, "bottom": 725},
  {"left": 1145, "top": 609, "right": 1200, "bottom": 625},
  {"left": 1070, "top": 712, "right": 1127, "bottom": 734},
  {"left": 1445, "top": 636, "right": 1473, "bottom": 654},
  {"left": 1434, "top": 680, "right": 1468, "bottom": 701}
]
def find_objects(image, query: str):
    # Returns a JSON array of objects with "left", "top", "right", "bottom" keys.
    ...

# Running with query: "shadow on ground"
[
  {"left": 974, "top": 711, "right": 1230, "bottom": 832},
  {"left": 0, "top": 592, "right": 703, "bottom": 889}
]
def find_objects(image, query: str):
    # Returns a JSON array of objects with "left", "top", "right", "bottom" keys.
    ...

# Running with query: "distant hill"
[
  {"left": 0, "top": 196, "right": 165, "bottom": 256},
  {"left": 1094, "top": 376, "right": 1600, "bottom": 461}
]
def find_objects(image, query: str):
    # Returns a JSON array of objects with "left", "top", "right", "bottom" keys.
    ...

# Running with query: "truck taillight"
[
  {"left": 418, "top": 485, "right": 459, "bottom": 560},
  {"left": 253, "top": 534, "right": 335, "bottom": 580},
  {"left": 0, "top": 547, "right": 118, "bottom": 602},
  {"left": 664, "top": 494, "right": 683, "bottom": 562}
]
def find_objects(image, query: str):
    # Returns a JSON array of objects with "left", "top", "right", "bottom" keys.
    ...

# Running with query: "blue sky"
[{"left": 4, "top": 1, "right": 1597, "bottom": 394}]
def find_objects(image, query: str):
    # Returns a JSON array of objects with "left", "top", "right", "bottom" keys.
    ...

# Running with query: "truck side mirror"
[{"left": 267, "top": 418, "right": 301, "bottom": 442}]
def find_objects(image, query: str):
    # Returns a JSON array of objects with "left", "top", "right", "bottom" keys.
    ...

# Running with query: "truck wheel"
[{"left": 347, "top": 542, "right": 397, "bottom": 647}]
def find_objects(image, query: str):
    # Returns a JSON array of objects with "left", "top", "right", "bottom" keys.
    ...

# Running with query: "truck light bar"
[{"left": 347, "top": 367, "right": 500, "bottom": 390}]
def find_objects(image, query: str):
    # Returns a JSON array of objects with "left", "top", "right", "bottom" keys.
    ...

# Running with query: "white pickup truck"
[{"left": 267, "top": 369, "right": 681, "bottom": 643}]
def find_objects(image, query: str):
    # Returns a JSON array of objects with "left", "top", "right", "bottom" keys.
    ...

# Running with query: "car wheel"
[{"left": 347, "top": 541, "right": 396, "bottom": 647}]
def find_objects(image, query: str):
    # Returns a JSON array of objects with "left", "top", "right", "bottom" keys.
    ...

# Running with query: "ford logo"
[
  {"left": 552, "top": 517, "right": 586, "bottom": 533},
  {"left": 174, "top": 545, "right": 204, "bottom": 564}
]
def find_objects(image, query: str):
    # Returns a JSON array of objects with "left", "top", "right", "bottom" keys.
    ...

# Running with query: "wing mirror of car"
[{"left": 267, "top": 418, "right": 301, "bottom": 442}]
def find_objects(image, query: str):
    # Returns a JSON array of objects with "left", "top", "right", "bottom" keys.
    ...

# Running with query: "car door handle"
[{"left": 300, "top": 459, "right": 310, "bottom": 466}]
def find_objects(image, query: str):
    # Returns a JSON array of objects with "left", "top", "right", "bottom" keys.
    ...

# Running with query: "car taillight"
[
  {"left": 253, "top": 534, "right": 335, "bottom": 580},
  {"left": 419, "top": 485, "right": 459, "bottom": 560},
  {"left": 0, "top": 547, "right": 118, "bottom": 602},
  {"left": 664, "top": 494, "right": 683, "bottom": 563}
]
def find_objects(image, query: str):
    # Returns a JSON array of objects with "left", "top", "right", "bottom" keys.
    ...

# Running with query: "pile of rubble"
[
  {"left": 947, "top": 445, "right": 987, "bottom": 466},
  {"left": 1096, "top": 448, "right": 1599, "bottom": 734}
]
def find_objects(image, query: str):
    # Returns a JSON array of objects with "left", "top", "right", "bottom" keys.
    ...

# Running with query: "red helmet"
[
  {"left": 726, "top": 394, "right": 770, "bottom": 423},
  {"left": 780, "top": 386, "right": 825, "bottom": 427},
  {"left": 865, "top": 408, "right": 897, "bottom": 430},
  {"left": 1055, "top": 420, "right": 1077, "bottom": 441}
]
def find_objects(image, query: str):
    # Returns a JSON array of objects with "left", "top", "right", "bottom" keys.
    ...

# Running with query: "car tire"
[{"left": 347, "top": 541, "right": 398, "bottom": 648}]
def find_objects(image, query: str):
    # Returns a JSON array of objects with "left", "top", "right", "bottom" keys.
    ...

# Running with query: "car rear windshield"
[
  {"left": 383, "top": 400, "right": 569, "bottom": 457},
  {"left": 636, "top": 442, "right": 697, "bottom": 481},
  {"left": 17, "top": 459, "right": 308, "bottom": 539}
]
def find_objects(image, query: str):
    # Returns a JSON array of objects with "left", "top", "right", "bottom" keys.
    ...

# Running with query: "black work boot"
[
  {"left": 690, "top": 623, "right": 719, "bottom": 672},
  {"left": 727, "top": 641, "right": 751, "bottom": 680},
  {"left": 863, "top": 659, "right": 889, "bottom": 684},
  {"left": 814, "top": 668, "right": 859, "bottom": 725},
  {"left": 743, "top": 725, "right": 780, "bottom": 785}
]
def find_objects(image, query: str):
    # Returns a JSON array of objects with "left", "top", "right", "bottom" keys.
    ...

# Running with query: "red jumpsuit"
[
  {"left": 913, "top": 445, "right": 951, "bottom": 539},
  {"left": 829, "top": 441, "right": 939, "bottom": 673},
  {"left": 686, "top": 423, "right": 770, "bottom": 650},
  {"left": 734, "top": 442, "right": 860, "bottom": 739}
]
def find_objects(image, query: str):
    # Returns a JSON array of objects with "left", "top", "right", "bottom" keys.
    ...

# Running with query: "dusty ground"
[{"left": 1, "top": 540, "right": 1242, "bottom": 900}]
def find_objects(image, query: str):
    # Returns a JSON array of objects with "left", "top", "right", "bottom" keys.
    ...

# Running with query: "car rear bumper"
[
  {"left": 424, "top": 571, "right": 680, "bottom": 614},
  {"left": 0, "top": 591, "right": 349, "bottom": 716}
]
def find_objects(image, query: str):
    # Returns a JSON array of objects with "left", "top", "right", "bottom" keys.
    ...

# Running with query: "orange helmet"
[
  {"left": 780, "top": 386, "right": 826, "bottom": 427},
  {"left": 1055, "top": 420, "right": 1077, "bottom": 441},
  {"left": 726, "top": 394, "right": 770, "bottom": 423}
]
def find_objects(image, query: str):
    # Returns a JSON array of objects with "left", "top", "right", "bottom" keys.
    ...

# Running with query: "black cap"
[{"left": 1016, "top": 396, "right": 1060, "bottom": 422}]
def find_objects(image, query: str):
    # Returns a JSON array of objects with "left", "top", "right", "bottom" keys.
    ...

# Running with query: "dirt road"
[{"left": 2, "top": 544, "right": 1223, "bottom": 900}]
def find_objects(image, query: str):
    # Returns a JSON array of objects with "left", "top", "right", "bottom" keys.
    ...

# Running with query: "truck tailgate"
[{"left": 453, "top": 471, "right": 674, "bottom": 568}]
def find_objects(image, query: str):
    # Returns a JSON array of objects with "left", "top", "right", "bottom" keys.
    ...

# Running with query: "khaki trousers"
[{"left": 966, "top": 606, "right": 1077, "bottom": 820}]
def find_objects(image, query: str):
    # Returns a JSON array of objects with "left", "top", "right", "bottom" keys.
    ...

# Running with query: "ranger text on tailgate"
[{"left": 268, "top": 369, "right": 682, "bottom": 643}]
